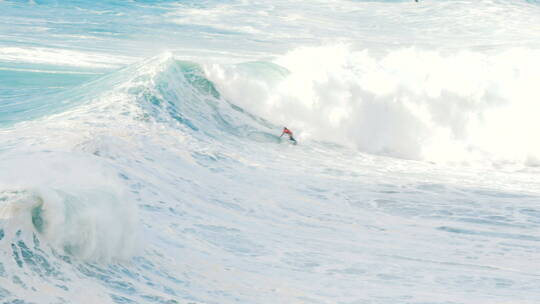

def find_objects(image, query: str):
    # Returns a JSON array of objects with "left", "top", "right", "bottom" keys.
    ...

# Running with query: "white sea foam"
[{"left": 204, "top": 44, "right": 540, "bottom": 166}]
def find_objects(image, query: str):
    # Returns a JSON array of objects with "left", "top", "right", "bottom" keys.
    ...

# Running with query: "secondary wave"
[{"left": 0, "top": 152, "right": 136, "bottom": 261}]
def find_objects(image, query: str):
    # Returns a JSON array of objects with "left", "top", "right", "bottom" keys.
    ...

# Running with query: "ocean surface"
[{"left": 1, "top": 0, "right": 540, "bottom": 303}]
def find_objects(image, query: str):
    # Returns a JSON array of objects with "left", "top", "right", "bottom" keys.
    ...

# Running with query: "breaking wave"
[{"left": 203, "top": 45, "right": 540, "bottom": 166}]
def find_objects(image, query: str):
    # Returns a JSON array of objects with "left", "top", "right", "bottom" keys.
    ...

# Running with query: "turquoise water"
[{"left": 1, "top": 1, "right": 540, "bottom": 303}]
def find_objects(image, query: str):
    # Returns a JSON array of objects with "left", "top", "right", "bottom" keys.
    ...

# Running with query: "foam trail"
[{"left": 0, "top": 47, "right": 135, "bottom": 69}]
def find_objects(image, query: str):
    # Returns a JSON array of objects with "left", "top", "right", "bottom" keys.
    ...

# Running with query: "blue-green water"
[{"left": 1, "top": 1, "right": 540, "bottom": 303}]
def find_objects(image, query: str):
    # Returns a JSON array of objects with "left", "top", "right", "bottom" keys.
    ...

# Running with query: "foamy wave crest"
[
  {"left": 203, "top": 45, "right": 540, "bottom": 166},
  {"left": 0, "top": 152, "right": 136, "bottom": 261}
]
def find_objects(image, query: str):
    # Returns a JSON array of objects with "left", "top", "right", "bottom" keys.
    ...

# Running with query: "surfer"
[{"left": 280, "top": 127, "right": 297, "bottom": 144}]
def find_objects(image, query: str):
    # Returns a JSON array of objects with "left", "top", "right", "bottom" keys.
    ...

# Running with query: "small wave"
[{"left": 0, "top": 152, "right": 137, "bottom": 261}]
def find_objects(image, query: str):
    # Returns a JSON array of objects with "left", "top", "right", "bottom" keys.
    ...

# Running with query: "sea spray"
[{"left": 204, "top": 45, "right": 540, "bottom": 166}]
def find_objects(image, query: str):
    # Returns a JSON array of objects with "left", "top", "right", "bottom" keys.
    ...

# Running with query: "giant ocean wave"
[
  {"left": 1, "top": 0, "right": 540, "bottom": 303},
  {"left": 7, "top": 47, "right": 540, "bottom": 166},
  {"left": 1, "top": 50, "right": 540, "bottom": 303}
]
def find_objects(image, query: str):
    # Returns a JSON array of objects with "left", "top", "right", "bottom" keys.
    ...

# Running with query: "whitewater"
[{"left": 1, "top": 0, "right": 540, "bottom": 303}]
